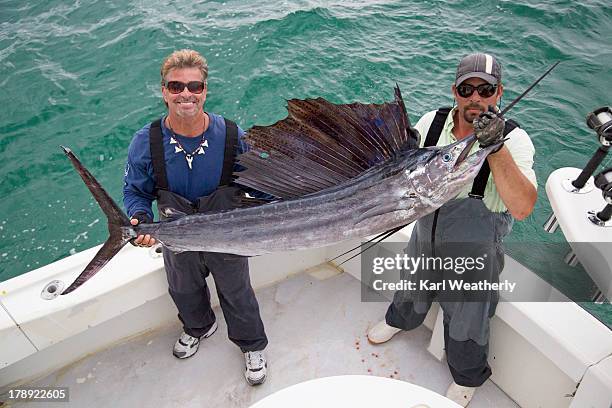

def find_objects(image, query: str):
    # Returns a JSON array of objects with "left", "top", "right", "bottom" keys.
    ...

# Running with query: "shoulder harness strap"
[
  {"left": 424, "top": 107, "right": 452, "bottom": 147},
  {"left": 220, "top": 118, "right": 238, "bottom": 186},
  {"left": 469, "top": 119, "right": 520, "bottom": 199},
  {"left": 149, "top": 119, "right": 168, "bottom": 192}
]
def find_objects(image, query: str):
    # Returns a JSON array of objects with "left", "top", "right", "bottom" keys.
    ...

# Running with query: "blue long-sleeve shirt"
[{"left": 123, "top": 113, "right": 252, "bottom": 220}]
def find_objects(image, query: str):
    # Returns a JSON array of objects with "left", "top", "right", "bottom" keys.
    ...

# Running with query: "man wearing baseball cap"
[{"left": 368, "top": 53, "right": 537, "bottom": 406}]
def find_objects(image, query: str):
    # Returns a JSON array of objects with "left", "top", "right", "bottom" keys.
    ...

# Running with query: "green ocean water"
[{"left": 0, "top": 1, "right": 610, "bottom": 325}]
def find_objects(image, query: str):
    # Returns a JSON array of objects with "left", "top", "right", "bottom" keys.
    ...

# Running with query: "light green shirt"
[{"left": 414, "top": 108, "right": 537, "bottom": 213}]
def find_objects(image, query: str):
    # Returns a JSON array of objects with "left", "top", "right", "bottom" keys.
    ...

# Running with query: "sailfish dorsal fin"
[{"left": 233, "top": 85, "right": 418, "bottom": 199}]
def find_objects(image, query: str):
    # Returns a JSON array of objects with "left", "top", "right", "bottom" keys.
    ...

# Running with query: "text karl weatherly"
[{"left": 372, "top": 279, "right": 517, "bottom": 292}]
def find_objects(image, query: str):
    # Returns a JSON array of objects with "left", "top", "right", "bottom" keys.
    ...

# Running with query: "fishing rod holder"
[
  {"left": 41, "top": 280, "right": 65, "bottom": 300},
  {"left": 567, "top": 107, "right": 612, "bottom": 193},
  {"left": 588, "top": 167, "right": 612, "bottom": 227},
  {"left": 149, "top": 243, "right": 163, "bottom": 258}
]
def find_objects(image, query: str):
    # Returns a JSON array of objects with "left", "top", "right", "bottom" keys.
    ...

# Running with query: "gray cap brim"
[{"left": 456, "top": 72, "right": 498, "bottom": 86}]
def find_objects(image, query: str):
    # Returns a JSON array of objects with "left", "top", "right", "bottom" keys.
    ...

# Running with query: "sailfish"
[{"left": 59, "top": 59, "right": 560, "bottom": 295}]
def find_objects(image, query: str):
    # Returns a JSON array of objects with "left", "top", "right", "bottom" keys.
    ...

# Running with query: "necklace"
[{"left": 167, "top": 116, "right": 209, "bottom": 169}]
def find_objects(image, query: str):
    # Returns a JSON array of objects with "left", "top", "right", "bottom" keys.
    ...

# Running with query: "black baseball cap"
[{"left": 455, "top": 53, "right": 502, "bottom": 86}]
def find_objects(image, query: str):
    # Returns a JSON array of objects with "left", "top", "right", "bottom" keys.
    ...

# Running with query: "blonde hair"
[{"left": 160, "top": 49, "right": 208, "bottom": 85}]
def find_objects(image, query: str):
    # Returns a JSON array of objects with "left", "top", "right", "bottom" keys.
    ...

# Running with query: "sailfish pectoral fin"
[
  {"left": 355, "top": 198, "right": 416, "bottom": 227},
  {"left": 333, "top": 221, "right": 413, "bottom": 267}
]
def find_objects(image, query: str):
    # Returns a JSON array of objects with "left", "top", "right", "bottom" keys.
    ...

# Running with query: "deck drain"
[{"left": 41, "top": 280, "right": 65, "bottom": 300}]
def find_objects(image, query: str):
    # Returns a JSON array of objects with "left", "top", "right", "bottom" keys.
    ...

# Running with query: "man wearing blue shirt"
[{"left": 123, "top": 49, "right": 268, "bottom": 385}]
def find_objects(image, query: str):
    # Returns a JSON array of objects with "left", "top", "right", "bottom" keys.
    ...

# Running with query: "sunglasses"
[
  {"left": 456, "top": 83, "right": 498, "bottom": 98},
  {"left": 164, "top": 81, "right": 206, "bottom": 94}
]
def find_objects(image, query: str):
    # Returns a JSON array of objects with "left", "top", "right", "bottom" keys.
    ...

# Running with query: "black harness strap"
[
  {"left": 149, "top": 116, "right": 239, "bottom": 192},
  {"left": 149, "top": 119, "right": 169, "bottom": 191},
  {"left": 220, "top": 118, "right": 238, "bottom": 186},
  {"left": 424, "top": 107, "right": 452, "bottom": 148},
  {"left": 469, "top": 119, "right": 519, "bottom": 198},
  {"left": 424, "top": 108, "right": 520, "bottom": 200}
]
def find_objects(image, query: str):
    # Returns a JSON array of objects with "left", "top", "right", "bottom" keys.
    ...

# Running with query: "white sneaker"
[
  {"left": 172, "top": 321, "right": 218, "bottom": 359},
  {"left": 446, "top": 382, "right": 476, "bottom": 407},
  {"left": 367, "top": 320, "right": 402, "bottom": 344},
  {"left": 244, "top": 350, "right": 267, "bottom": 386}
]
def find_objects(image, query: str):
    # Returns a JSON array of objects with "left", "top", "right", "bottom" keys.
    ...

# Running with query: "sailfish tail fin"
[{"left": 59, "top": 146, "right": 134, "bottom": 295}]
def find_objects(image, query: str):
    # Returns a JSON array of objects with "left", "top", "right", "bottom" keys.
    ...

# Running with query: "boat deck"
[{"left": 9, "top": 267, "right": 518, "bottom": 407}]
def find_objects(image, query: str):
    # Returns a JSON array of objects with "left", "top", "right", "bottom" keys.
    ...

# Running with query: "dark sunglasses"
[
  {"left": 456, "top": 83, "right": 498, "bottom": 98},
  {"left": 164, "top": 80, "right": 206, "bottom": 94}
]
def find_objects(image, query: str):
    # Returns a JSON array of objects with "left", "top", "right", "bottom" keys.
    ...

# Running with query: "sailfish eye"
[{"left": 442, "top": 153, "right": 453, "bottom": 162}]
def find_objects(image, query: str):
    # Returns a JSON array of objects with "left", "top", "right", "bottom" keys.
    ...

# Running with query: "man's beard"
[{"left": 462, "top": 103, "right": 484, "bottom": 123}]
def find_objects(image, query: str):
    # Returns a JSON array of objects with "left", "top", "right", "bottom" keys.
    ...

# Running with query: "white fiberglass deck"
[{"left": 8, "top": 267, "right": 517, "bottom": 407}]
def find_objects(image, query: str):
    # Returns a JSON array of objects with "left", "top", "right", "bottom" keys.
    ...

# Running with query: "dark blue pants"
[
  {"left": 386, "top": 300, "right": 491, "bottom": 387},
  {"left": 163, "top": 248, "right": 268, "bottom": 353}
]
